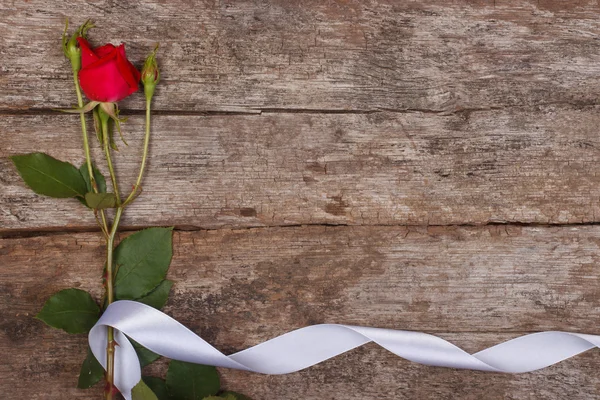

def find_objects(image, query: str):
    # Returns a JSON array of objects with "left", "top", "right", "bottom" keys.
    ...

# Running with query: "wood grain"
[
  {"left": 2, "top": 225, "right": 600, "bottom": 399},
  {"left": 3, "top": 1, "right": 600, "bottom": 399},
  {"left": 2, "top": 1, "right": 600, "bottom": 112},
  {"left": 4, "top": 105, "right": 600, "bottom": 230}
]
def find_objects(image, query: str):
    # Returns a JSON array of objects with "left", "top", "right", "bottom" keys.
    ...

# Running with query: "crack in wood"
[
  {"left": 3, "top": 98, "right": 600, "bottom": 117},
  {"left": 3, "top": 220, "right": 600, "bottom": 239}
]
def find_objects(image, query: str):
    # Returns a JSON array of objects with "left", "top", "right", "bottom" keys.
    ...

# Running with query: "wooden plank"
[
  {"left": 3, "top": 2, "right": 600, "bottom": 399},
  {"left": 3, "top": 106, "right": 600, "bottom": 230},
  {"left": 2, "top": 225, "right": 600, "bottom": 398},
  {"left": 2, "top": 1, "right": 600, "bottom": 112}
]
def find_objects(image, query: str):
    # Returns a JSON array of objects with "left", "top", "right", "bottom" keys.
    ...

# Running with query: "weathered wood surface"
[
  {"left": 3, "top": 1, "right": 600, "bottom": 399},
  {"left": 2, "top": 1, "right": 600, "bottom": 113},
  {"left": 3, "top": 225, "right": 600, "bottom": 399},
  {"left": 4, "top": 105, "right": 600, "bottom": 230}
]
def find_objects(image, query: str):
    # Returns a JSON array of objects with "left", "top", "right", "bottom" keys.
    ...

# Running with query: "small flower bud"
[
  {"left": 141, "top": 44, "right": 160, "bottom": 101},
  {"left": 62, "top": 19, "right": 94, "bottom": 73}
]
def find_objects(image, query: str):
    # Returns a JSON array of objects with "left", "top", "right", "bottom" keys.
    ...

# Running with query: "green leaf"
[
  {"left": 219, "top": 392, "right": 252, "bottom": 400},
  {"left": 142, "top": 377, "right": 169, "bottom": 400},
  {"left": 131, "top": 338, "right": 160, "bottom": 367},
  {"left": 77, "top": 346, "right": 104, "bottom": 389},
  {"left": 136, "top": 280, "right": 173, "bottom": 309},
  {"left": 78, "top": 164, "right": 108, "bottom": 207},
  {"left": 85, "top": 192, "right": 117, "bottom": 209},
  {"left": 36, "top": 288, "right": 100, "bottom": 334},
  {"left": 166, "top": 361, "right": 220, "bottom": 400},
  {"left": 132, "top": 379, "right": 159, "bottom": 400},
  {"left": 114, "top": 227, "right": 174, "bottom": 300},
  {"left": 11, "top": 153, "right": 87, "bottom": 198},
  {"left": 80, "top": 163, "right": 107, "bottom": 193},
  {"left": 203, "top": 394, "right": 244, "bottom": 400},
  {"left": 203, "top": 393, "right": 251, "bottom": 400}
]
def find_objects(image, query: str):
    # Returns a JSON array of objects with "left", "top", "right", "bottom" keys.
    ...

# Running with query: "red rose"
[{"left": 77, "top": 37, "right": 141, "bottom": 103}]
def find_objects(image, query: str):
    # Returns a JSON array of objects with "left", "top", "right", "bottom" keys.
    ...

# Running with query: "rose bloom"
[{"left": 77, "top": 37, "right": 141, "bottom": 102}]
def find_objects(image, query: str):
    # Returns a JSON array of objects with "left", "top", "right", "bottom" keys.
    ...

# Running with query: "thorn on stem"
[{"left": 104, "top": 381, "right": 119, "bottom": 396}]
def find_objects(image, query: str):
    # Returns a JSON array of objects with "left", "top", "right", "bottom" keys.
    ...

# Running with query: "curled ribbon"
[{"left": 90, "top": 300, "right": 600, "bottom": 400}]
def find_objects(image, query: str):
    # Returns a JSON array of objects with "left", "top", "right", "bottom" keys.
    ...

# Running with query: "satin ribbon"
[{"left": 90, "top": 300, "right": 600, "bottom": 400}]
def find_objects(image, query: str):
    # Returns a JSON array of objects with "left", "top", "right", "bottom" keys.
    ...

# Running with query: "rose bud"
[
  {"left": 141, "top": 44, "right": 160, "bottom": 101},
  {"left": 76, "top": 37, "right": 141, "bottom": 103},
  {"left": 62, "top": 19, "right": 94, "bottom": 73}
]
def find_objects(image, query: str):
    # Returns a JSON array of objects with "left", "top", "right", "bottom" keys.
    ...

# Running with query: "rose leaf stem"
[
  {"left": 123, "top": 97, "right": 152, "bottom": 206},
  {"left": 71, "top": 67, "right": 109, "bottom": 237}
]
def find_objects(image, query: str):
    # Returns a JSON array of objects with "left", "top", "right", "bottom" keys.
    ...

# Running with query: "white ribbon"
[{"left": 90, "top": 300, "right": 600, "bottom": 400}]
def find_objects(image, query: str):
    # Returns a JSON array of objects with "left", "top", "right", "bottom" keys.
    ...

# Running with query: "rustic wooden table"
[{"left": 2, "top": 1, "right": 600, "bottom": 398}]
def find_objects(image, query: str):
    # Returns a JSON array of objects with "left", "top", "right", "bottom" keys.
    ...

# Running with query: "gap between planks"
[
  {"left": 2, "top": 220, "right": 599, "bottom": 239},
  {"left": 3, "top": 99, "right": 600, "bottom": 117}
]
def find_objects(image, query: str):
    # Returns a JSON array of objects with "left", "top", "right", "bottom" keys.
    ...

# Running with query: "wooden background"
[{"left": 2, "top": 0, "right": 600, "bottom": 398}]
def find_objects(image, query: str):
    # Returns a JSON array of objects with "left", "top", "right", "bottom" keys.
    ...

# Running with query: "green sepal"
[
  {"left": 108, "top": 118, "right": 119, "bottom": 151},
  {"left": 62, "top": 18, "right": 94, "bottom": 71},
  {"left": 36, "top": 288, "right": 100, "bottom": 334},
  {"left": 113, "top": 105, "right": 129, "bottom": 147},
  {"left": 142, "top": 44, "right": 160, "bottom": 100},
  {"left": 11, "top": 153, "right": 87, "bottom": 198},
  {"left": 55, "top": 101, "right": 100, "bottom": 114},
  {"left": 98, "top": 102, "right": 127, "bottom": 149},
  {"left": 92, "top": 106, "right": 103, "bottom": 144}
]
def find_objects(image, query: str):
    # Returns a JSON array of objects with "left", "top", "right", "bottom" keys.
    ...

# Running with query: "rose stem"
[
  {"left": 123, "top": 97, "right": 152, "bottom": 206},
  {"left": 104, "top": 206, "right": 122, "bottom": 400},
  {"left": 71, "top": 68, "right": 109, "bottom": 237},
  {"left": 102, "top": 95, "right": 152, "bottom": 396},
  {"left": 99, "top": 107, "right": 123, "bottom": 400}
]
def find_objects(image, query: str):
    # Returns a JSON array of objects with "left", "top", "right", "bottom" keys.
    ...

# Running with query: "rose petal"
[
  {"left": 79, "top": 58, "right": 133, "bottom": 102},
  {"left": 129, "top": 62, "right": 142, "bottom": 85},
  {"left": 84, "top": 47, "right": 117, "bottom": 71},
  {"left": 115, "top": 44, "right": 140, "bottom": 90},
  {"left": 78, "top": 41, "right": 141, "bottom": 102},
  {"left": 116, "top": 44, "right": 127, "bottom": 59},
  {"left": 116, "top": 45, "right": 141, "bottom": 83},
  {"left": 76, "top": 37, "right": 99, "bottom": 68},
  {"left": 94, "top": 43, "right": 116, "bottom": 59}
]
